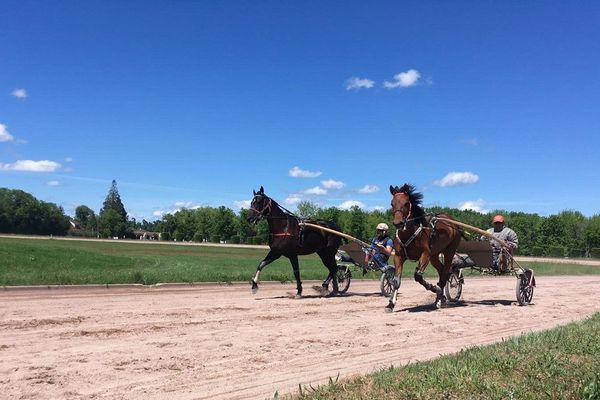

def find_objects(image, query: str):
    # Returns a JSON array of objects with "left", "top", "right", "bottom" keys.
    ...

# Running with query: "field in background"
[{"left": 1, "top": 237, "right": 599, "bottom": 286}]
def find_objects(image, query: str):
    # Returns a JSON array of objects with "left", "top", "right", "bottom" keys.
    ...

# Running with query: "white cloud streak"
[
  {"left": 0, "top": 123, "right": 15, "bottom": 142},
  {"left": 338, "top": 200, "right": 365, "bottom": 210},
  {"left": 383, "top": 69, "right": 421, "bottom": 88},
  {"left": 321, "top": 179, "right": 345, "bottom": 189},
  {"left": 358, "top": 184, "right": 379, "bottom": 193},
  {"left": 434, "top": 171, "right": 479, "bottom": 187},
  {"left": 0, "top": 160, "right": 61, "bottom": 172},
  {"left": 11, "top": 88, "right": 27, "bottom": 99},
  {"left": 289, "top": 166, "right": 322, "bottom": 178},
  {"left": 304, "top": 186, "right": 327, "bottom": 195},
  {"left": 458, "top": 199, "right": 488, "bottom": 213},
  {"left": 47, "top": 180, "right": 60, "bottom": 186},
  {"left": 346, "top": 77, "right": 375, "bottom": 90},
  {"left": 233, "top": 200, "right": 251, "bottom": 210}
]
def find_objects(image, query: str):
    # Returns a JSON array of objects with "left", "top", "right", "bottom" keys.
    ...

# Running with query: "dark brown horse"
[
  {"left": 247, "top": 186, "right": 343, "bottom": 297},
  {"left": 386, "top": 184, "right": 462, "bottom": 312}
]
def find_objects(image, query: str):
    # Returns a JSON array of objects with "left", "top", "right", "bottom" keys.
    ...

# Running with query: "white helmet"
[{"left": 376, "top": 223, "right": 389, "bottom": 231}]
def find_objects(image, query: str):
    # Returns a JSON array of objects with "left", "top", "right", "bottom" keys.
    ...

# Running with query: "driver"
[{"left": 365, "top": 223, "right": 394, "bottom": 270}]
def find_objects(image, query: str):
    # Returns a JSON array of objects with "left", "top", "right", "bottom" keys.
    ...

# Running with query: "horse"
[
  {"left": 247, "top": 186, "right": 343, "bottom": 297},
  {"left": 386, "top": 184, "right": 462, "bottom": 312}
]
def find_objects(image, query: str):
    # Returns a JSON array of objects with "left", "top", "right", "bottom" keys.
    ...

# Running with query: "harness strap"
[{"left": 396, "top": 224, "right": 425, "bottom": 259}]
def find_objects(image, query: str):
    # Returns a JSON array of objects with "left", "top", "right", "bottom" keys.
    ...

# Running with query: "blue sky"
[{"left": 2, "top": 1, "right": 599, "bottom": 221}]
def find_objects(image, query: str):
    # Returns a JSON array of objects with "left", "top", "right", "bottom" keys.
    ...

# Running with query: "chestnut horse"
[
  {"left": 386, "top": 184, "right": 462, "bottom": 312},
  {"left": 247, "top": 186, "right": 343, "bottom": 297}
]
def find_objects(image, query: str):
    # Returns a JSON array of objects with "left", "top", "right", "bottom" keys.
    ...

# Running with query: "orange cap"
[{"left": 492, "top": 215, "right": 505, "bottom": 224}]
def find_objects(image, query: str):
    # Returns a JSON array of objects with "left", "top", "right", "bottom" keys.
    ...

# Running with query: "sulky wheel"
[
  {"left": 444, "top": 268, "right": 463, "bottom": 302},
  {"left": 336, "top": 265, "right": 352, "bottom": 294},
  {"left": 516, "top": 269, "right": 534, "bottom": 306},
  {"left": 380, "top": 269, "right": 395, "bottom": 297}
]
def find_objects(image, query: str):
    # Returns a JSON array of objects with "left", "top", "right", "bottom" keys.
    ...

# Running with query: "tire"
[
  {"left": 336, "top": 265, "right": 352, "bottom": 294},
  {"left": 444, "top": 269, "right": 463, "bottom": 302},
  {"left": 516, "top": 269, "right": 534, "bottom": 306},
  {"left": 380, "top": 269, "right": 395, "bottom": 297}
]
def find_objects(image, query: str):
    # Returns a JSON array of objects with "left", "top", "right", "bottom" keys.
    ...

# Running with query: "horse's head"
[
  {"left": 390, "top": 184, "right": 423, "bottom": 228},
  {"left": 247, "top": 186, "right": 272, "bottom": 224}
]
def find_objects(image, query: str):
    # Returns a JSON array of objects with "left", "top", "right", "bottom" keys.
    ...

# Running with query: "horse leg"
[
  {"left": 385, "top": 255, "right": 405, "bottom": 312},
  {"left": 413, "top": 253, "right": 443, "bottom": 306},
  {"left": 317, "top": 249, "right": 339, "bottom": 296},
  {"left": 251, "top": 250, "right": 280, "bottom": 294},
  {"left": 429, "top": 253, "right": 449, "bottom": 309},
  {"left": 288, "top": 254, "right": 303, "bottom": 298}
]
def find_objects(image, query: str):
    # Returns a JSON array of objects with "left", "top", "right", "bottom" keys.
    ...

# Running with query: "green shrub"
[
  {"left": 192, "top": 232, "right": 204, "bottom": 242},
  {"left": 161, "top": 232, "right": 171, "bottom": 241},
  {"left": 547, "top": 246, "right": 566, "bottom": 257},
  {"left": 531, "top": 246, "right": 545, "bottom": 256},
  {"left": 591, "top": 248, "right": 600, "bottom": 259},
  {"left": 210, "top": 234, "right": 221, "bottom": 243},
  {"left": 229, "top": 235, "right": 240, "bottom": 244}
]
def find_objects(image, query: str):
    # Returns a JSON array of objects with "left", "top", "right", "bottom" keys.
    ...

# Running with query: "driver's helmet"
[{"left": 376, "top": 223, "right": 389, "bottom": 231}]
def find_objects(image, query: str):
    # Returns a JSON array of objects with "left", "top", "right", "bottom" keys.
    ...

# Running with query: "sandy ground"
[{"left": 2, "top": 275, "right": 600, "bottom": 400}]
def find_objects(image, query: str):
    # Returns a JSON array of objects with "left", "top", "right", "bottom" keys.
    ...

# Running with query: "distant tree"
[
  {"left": 0, "top": 188, "right": 69, "bottom": 235},
  {"left": 99, "top": 180, "right": 128, "bottom": 237},
  {"left": 75, "top": 205, "right": 97, "bottom": 233},
  {"left": 297, "top": 201, "right": 319, "bottom": 219}
]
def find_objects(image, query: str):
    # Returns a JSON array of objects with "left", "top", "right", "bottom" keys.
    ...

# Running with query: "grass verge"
[{"left": 287, "top": 312, "right": 600, "bottom": 400}]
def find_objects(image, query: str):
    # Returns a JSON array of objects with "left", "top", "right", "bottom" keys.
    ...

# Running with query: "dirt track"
[{"left": 2, "top": 275, "right": 600, "bottom": 400}]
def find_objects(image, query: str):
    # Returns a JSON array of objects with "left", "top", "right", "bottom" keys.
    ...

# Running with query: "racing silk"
[{"left": 370, "top": 236, "right": 394, "bottom": 267}]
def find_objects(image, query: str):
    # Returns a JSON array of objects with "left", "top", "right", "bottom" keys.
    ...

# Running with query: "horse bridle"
[
  {"left": 249, "top": 195, "right": 272, "bottom": 221},
  {"left": 392, "top": 192, "right": 412, "bottom": 230}
]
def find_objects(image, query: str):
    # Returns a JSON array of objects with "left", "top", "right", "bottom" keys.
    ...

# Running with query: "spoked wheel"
[
  {"left": 444, "top": 268, "right": 463, "bottom": 302},
  {"left": 516, "top": 269, "right": 534, "bottom": 306},
  {"left": 336, "top": 265, "right": 352, "bottom": 294},
  {"left": 380, "top": 269, "right": 395, "bottom": 297}
]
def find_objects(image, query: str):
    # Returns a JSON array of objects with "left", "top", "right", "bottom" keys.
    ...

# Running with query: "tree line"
[{"left": 1, "top": 181, "right": 600, "bottom": 257}]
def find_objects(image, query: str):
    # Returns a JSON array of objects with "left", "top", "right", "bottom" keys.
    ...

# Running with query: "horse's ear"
[
  {"left": 389, "top": 185, "right": 395, "bottom": 195},
  {"left": 259, "top": 186, "right": 264, "bottom": 194},
  {"left": 253, "top": 189, "right": 256, "bottom": 195}
]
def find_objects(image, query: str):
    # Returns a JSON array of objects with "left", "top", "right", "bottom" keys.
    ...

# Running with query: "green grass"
[
  {"left": 288, "top": 312, "right": 600, "bottom": 400},
  {"left": 0, "top": 237, "right": 598, "bottom": 286}
]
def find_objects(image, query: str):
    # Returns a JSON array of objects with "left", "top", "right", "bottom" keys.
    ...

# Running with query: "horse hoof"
[
  {"left": 250, "top": 280, "right": 258, "bottom": 294},
  {"left": 384, "top": 306, "right": 394, "bottom": 313},
  {"left": 326, "top": 291, "right": 339, "bottom": 297},
  {"left": 312, "top": 285, "right": 329, "bottom": 296},
  {"left": 294, "top": 294, "right": 302, "bottom": 299}
]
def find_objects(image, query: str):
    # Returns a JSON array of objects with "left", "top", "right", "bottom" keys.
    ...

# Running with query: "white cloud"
[
  {"left": 153, "top": 210, "right": 164, "bottom": 218},
  {"left": 321, "top": 179, "right": 345, "bottom": 189},
  {"left": 233, "top": 200, "right": 251, "bottom": 209},
  {"left": 462, "top": 138, "right": 478, "bottom": 146},
  {"left": 0, "top": 160, "right": 61, "bottom": 172},
  {"left": 174, "top": 201, "right": 202, "bottom": 209},
  {"left": 0, "top": 123, "right": 15, "bottom": 142},
  {"left": 346, "top": 77, "right": 375, "bottom": 90},
  {"left": 383, "top": 69, "right": 421, "bottom": 89},
  {"left": 304, "top": 186, "right": 327, "bottom": 195},
  {"left": 458, "top": 199, "right": 488, "bottom": 213},
  {"left": 284, "top": 194, "right": 303, "bottom": 205},
  {"left": 289, "top": 166, "right": 322, "bottom": 178},
  {"left": 65, "top": 157, "right": 74, "bottom": 162},
  {"left": 434, "top": 171, "right": 479, "bottom": 187},
  {"left": 338, "top": 200, "right": 365, "bottom": 210},
  {"left": 47, "top": 180, "right": 60, "bottom": 186},
  {"left": 358, "top": 184, "right": 379, "bottom": 193},
  {"left": 11, "top": 88, "right": 27, "bottom": 99}
]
